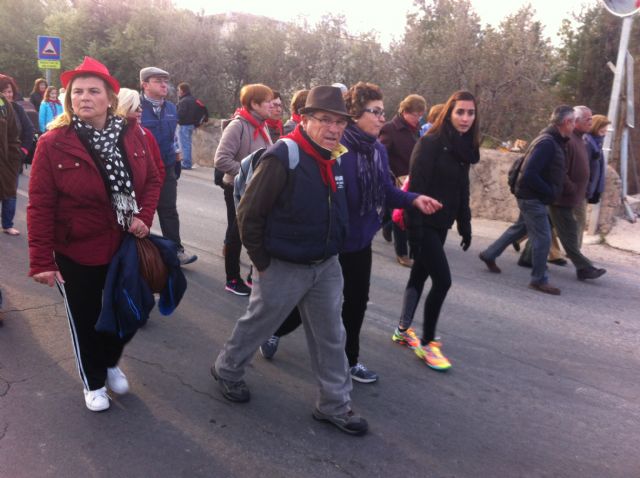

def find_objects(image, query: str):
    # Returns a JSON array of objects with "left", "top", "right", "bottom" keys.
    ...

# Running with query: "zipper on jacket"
[{"left": 324, "top": 188, "right": 332, "bottom": 260}]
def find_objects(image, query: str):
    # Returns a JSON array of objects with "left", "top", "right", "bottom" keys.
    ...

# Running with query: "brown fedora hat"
[{"left": 299, "top": 85, "right": 351, "bottom": 117}]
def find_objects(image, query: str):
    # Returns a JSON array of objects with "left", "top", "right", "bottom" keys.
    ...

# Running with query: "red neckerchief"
[
  {"left": 283, "top": 124, "right": 337, "bottom": 192},
  {"left": 237, "top": 107, "right": 270, "bottom": 143},
  {"left": 265, "top": 118, "right": 283, "bottom": 136},
  {"left": 291, "top": 113, "right": 302, "bottom": 123}
]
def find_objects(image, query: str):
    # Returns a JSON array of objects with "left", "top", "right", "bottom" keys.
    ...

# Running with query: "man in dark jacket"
[
  {"left": 177, "top": 82, "right": 203, "bottom": 170},
  {"left": 140, "top": 67, "right": 197, "bottom": 265},
  {"left": 549, "top": 105, "right": 606, "bottom": 281},
  {"left": 212, "top": 86, "right": 368, "bottom": 436},
  {"left": 0, "top": 93, "right": 22, "bottom": 323},
  {"left": 479, "top": 105, "right": 574, "bottom": 295}
]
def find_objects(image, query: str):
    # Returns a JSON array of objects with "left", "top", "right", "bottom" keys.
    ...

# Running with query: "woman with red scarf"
[
  {"left": 38, "top": 86, "right": 63, "bottom": 132},
  {"left": 213, "top": 83, "right": 273, "bottom": 296},
  {"left": 266, "top": 90, "right": 284, "bottom": 141},
  {"left": 283, "top": 89, "right": 308, "bottom": 136}
]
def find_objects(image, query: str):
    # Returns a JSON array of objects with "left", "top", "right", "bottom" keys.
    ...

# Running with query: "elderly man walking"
[
  {"left": 479, "top": 106, "right": 574, "bottom": 294},
  {"left": 212, "top": 86, "right": 368, "bottom": 436},
  {"left": 549, "top": 105, "right": 606, "bottom": 281},
  {"left": 139, "top": 66, "right": 197, "bottom": 265}
]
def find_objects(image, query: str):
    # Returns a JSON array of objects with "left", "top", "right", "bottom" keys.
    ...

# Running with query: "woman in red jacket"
[{"left": 27, "top": 57, "right": 162, "bottom": 412}]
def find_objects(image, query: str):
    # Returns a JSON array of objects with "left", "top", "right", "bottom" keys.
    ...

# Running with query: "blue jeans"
[
  {"left": 481, "top": 213, "right": 528, "bottom": 260},
  {"left": 1, "top": 174, "right": 18, "bottom": 229},
  {"left": 177, "top": 124, "right": 194, "bottom": 168},
  {"left": 518, "top": 198, "right": 551, "bottom": 285}
]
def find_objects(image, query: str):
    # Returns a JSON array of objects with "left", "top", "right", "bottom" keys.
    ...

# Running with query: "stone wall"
[
  {"left": 470, "top": 148, "right": 622, "bottom": 234},
  {"left": 192, "top": 126, "right": 623, "bottom": 234}
]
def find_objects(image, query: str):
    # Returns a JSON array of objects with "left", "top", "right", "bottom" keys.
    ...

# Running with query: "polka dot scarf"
[{"left": 72, "top": 114, "right": 140, "bottom": 229}]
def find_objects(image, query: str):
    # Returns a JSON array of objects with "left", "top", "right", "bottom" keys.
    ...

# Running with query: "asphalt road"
[{"left": 1, "top": 168, "right": 639, "bottom": 478}]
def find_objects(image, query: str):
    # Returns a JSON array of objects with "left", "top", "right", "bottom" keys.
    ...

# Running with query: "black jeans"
[
  {"left": 56, "top": 254, "right": 134, "bottom": 391},
  {"left": 274, "top": 245, "right": 373, "bottom": 367},
  {"left": 157, "top": 166, "right": 182, "bottom": 250},
  {"left": 223, "top": 186, "right": 242, "bottom": 281},
  {"left": 400, "top": 227, "right": 451, "bottom": 344}
]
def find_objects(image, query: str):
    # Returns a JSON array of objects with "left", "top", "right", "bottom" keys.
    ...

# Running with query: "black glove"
[
  {"left": 174, "top": 161, "right": 182, "bottom": 179},
  {"left": 457, "top": 221, "right": 471, "bottom": 251},
  {"left": 460, "top": 234, "right": 471, "bottom": 251},
  {"left": 588, "top": 192, "right": 600, "bottom": 204}
]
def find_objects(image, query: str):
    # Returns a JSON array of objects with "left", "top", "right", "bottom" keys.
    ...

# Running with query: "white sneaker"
[
  {"left": 107, "top": 366, "right": 130, "bottom": 394},
  {"left": 84, "top": 387, "right": 110, "bottom": 412}
]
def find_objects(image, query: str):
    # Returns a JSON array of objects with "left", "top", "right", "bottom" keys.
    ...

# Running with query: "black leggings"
[
  {"left": 399, "top": 227, "right": 451, "bottom": 344},
  {"left": 56, "top": 253, "right": 134, "bottom": 391},
  {"left": 223, "top": 186, "right": 242, "bottom": 281},
  {"left": 274, "top": 245, "right": 373, "bottom": 367}
]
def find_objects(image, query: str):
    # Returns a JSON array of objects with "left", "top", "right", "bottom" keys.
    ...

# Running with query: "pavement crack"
[
  {"left": 124, "top": 355, "right": 220, "bottom": 401},
  {"left": 453, "top": 333, "right": 637, "bottom": 403},
  {"left": 0, "top": 423, "right": 7, "bottom": 442},
  {"left": 4, "top": 302, "right": 61, "bottom": 313}
]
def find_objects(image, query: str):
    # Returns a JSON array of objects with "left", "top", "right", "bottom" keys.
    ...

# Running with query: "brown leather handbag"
[{"left": 136, "top": 237, "right": 168, "bottom": 293}]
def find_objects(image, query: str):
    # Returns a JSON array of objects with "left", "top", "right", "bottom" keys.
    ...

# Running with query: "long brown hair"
[
  {"left": 30, "top": 78, "right": 47, "bottom": 95},
  {"left": 427, "top": 90, "right": 480, "bottom": 148}
]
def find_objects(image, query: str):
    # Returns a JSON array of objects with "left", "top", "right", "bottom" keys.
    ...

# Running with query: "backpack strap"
[{"left": 280, "top": 138, "right": 299, "bottom": 170}]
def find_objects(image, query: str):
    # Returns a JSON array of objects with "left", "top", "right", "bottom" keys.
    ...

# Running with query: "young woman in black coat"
[{"left": 394, "top": 90, "right": 480, "bottom": 371}]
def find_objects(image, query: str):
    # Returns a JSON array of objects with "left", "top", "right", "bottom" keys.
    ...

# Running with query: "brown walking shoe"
[
  {"left": 479, "top": 253, "right": 501, "bottom": 273},
  {"left": 528, "top": 283, "right": 561, "bottom": 295}
]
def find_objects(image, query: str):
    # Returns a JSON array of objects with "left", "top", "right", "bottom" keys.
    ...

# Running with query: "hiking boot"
[
  {"left": 210, "top": 366, "right": 250, "bottom": 402},
  {"left": 106, "top": 366, "right": 130, "bottom": 394},
  {"left": 349, "top": 363, "right": 378, "bottom": 383},
  {"left": 177, "top": 249, "right": 198, "bottom": 265},
  {"left": 397, "top": 255, "right": 413, "bottom": 268},
  {"left": 577, "top": 267, "right": 606, "bottom": 281},
  {"left": 479, "top": 252, "right": 501, "bottom": 273},
  {"left": 548, "top": 258, "right": 568, "bottom": 266},
  {"left": 392, "top": 327, "right": 420, "bottom": 349},
  {"left": 225, "top": 279, "right": 251, "bottom": 296},
  {"left": 260, "top": 335, "right": 280, "bottom": 359},
  {"left": 84, "top": 387, "right": 110, "bottom": 412},
  {"left": 312, "top": 408, "right": 368, "bottom": 436},
  {"left": 528, "top": 282, "right": 561, "bottom": 295},
  {"left": 415, "top": 341, "right": 451, "bottom": 371}
]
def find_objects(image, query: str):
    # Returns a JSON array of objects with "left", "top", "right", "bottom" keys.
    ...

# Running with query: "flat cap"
[{"left": 140, "top": 67, "right": 170, "bottom": 83}]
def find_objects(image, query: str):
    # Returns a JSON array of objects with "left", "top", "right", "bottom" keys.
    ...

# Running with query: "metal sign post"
[
  {"left": 37, "top": 35, "right": 62, "bottom": 85},
  {"left": 588, "top": 11, "right": 636, "bottom": 233}
]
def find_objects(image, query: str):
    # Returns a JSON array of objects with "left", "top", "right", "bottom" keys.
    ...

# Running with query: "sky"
[{"left": 175, "top": 0, "right": 601, "bottom": 47}]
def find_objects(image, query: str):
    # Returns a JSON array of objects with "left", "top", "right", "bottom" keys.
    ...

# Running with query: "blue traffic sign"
[{"left": 37, "top": 36, "right": 61, "bottom": 61}]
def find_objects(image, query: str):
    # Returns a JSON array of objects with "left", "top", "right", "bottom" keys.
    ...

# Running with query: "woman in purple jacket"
[{"left": 259, "top": 83, "right": 440, "bottom": 383}]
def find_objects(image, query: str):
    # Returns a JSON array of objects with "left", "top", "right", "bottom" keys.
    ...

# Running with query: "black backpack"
[
  {"left": 507, "top": 133, "right": 552, "bottom": 195},
  {"left": 507, "top": 155, "right": 526, "bottom": 195}
]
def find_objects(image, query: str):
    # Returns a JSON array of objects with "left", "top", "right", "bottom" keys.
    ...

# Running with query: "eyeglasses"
[
  {"left": 309, "top": 114, "right": 349, "bottom": 128},
  {"left": 271, "top": 102, "right": 283, "bottom": 109},
  {"left": 363, "top": 108, "right": 385, "bottom": 118}
]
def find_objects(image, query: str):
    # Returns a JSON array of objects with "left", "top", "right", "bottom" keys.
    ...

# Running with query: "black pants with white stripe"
[{"left": 56, "top": 253, "right": 133, "bottom": 391}]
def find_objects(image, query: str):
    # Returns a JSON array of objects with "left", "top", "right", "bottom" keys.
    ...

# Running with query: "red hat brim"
[{"left": 60, "top": 56, "right": 120, "bottom": 94}]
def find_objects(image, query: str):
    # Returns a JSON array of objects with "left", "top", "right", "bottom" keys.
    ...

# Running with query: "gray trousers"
[
  {"left": 215, "top": 256, "right": 353, "bottom": 415},
  {"left": 549, "top": 205, "right": 592, "bottom": 270}
]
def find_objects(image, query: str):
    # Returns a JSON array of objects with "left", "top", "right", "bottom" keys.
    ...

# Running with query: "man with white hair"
[{"left": 548, "top": 105, "right": 606, "bottom": 281}]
